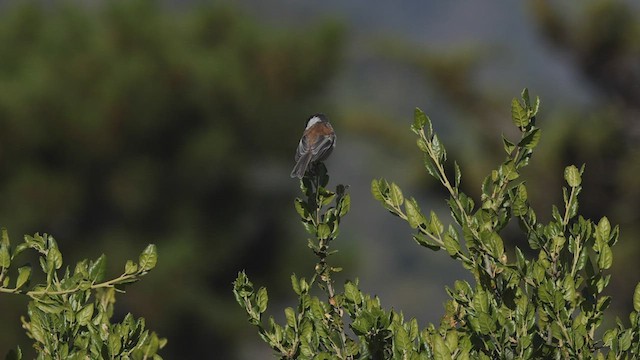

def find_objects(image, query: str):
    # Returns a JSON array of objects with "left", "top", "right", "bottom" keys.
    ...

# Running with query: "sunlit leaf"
[
  {"left": 139, "top": 244, "right": 157, "bottom": 271},
  {"left": 564, "top": 165, "right": 582, "bottom": 187},
  {"left": 16, "top": 266, "right": 31, "bottom": 289},
  {"left": 256, "top": 287, "right": 268, "bottom": 314},
  {"left": 511, "top": 98, "right": 528, "bottom": 128}
]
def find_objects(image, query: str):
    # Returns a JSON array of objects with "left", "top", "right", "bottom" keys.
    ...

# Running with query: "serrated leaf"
[
  {"left": 89, "top": 255, "right": 107, "bottom": 282},
  {"left": 125, "top": 260, "right": 138, "bottom": 275},
  {"left": 423, "top": 155, "right": 440, "bottom": 180},
  {"left": 511, "top": 98, "right": 528, "bottom": 128},
  {"left": 139, "top": 244, "right": 157, "bottom": 271},
  {"left": 338, "top": 194, "right": 351, "bottom": 217},
  {"left": 433, "top": 334, "right": 452, "bottom": 360},
  {"left": 432, "top": 134, "right": 445, "bottom": 161},
  {"left": 429, "top": 211, "right": 444, "bottom": 236},
  {"left": 405, "top": 198, "right": 425, "bottom": 229},
  {"left": 256, "top": 287, "right": 268, "bottom": 313},
  {"left": 596, "top": 217, "right": 611, "bottom": 243},
  {"left": 0, "top": 244, "right": 10, "bottom": 268},
  {"left": 413, "top": 233, "right": 440, "bottom": 251},
  {"left": 294, "top": 198, "right": 310, "bottom": 220},
  {"left": 417, "top": 138, "right": 429, "bottom": 153},
  {"left": 317, "top": 223, "right": 330, "bottom": 240},
  {"left": 77, "top": 303, "right": 94, "bottom": 326},
  {"left": 564, "top": 165, "right": 581, "bottom": 187},
  {"left": 291, "top": 274, "right": 301, "bottom": 295},
  {"left": 1, "top": 228, "right": 9, "bottom": 246},
  {"left": 344, "top": 282, "right": 360, "bottom": 304},
  {"left": 16, "top": 266, "right": 31, "bottom": 289},
  {"left": 394, "top": 325, "right": 411, "bottom": 352},
  {"left": 412, "top": 108, "right": 428, "bottom": 134},
  {"left": 502, "top": 135, "right": 516, "bottom": 155},
  {"left": 389, "top": 183, "right": 404, "bottom": 207},
  {"left": 46, "top": 247, "right": 63, "bottom": 271},
  {"left": 454, "top": 161, "right": 461, "bottom": 189},
  {"left": 108, "top": 332, "right": 122, "bottom": 356},
  {"left": 284, "top": 307, "right": 296, "bottom": 328},
  {"left": 371, "top": 179, "right": 385, "bottom": 202},
  {"left": 633, "top": 283, "right": 640, "bottom": 312},
  {"left": 521, "top": 88, "right": 530, "bottom": 107},
  {"left": 518, "top": 128, "right": 541, "bottom": 150},
  {"left": 443, "top": 234, "right": 460, "bottom": 256},
  {"left": 598, "top": 244, "right": 613, "bottom": 270}
]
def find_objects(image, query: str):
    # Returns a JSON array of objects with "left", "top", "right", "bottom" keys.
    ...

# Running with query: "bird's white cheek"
[{"left": 305, "top": 117, "right": 322, "bottom": 130}]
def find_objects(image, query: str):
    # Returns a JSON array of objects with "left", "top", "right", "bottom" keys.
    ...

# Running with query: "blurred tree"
[{"left": 0, "top": 1, "right": 344, "bottom": 358}]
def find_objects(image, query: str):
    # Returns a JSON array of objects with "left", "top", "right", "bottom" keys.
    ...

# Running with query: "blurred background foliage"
[{"left": 0, "top": 0, "right": 638, "bottom": 359}]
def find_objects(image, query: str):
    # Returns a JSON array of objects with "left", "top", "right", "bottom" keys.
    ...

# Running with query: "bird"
[{"left": 290, "top": 113, "right": 336, "bottom": 179}]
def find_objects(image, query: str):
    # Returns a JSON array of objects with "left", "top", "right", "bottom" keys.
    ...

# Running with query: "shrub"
[
  {"left": 234, "top": 89, "right": 640, "bottom": 359},
  {"left": 0, "top": 231, "right": 164, "bottom": 359}
]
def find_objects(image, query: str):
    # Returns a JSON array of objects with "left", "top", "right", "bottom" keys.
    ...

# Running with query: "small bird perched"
[{"left": 290, "top": 114, "right": 336, "bottom": 179}]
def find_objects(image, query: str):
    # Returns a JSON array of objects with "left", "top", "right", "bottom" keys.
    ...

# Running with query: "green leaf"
[
  {"left": 344, "top": 282, "right": 360, "bottom": 304},
  {"left": 429, "top": 211, "right": 444, "bottom": 236},
  {"left": 16, "top": 266, "right": 31, "bottom": 289},
  {"left": 389, "top": 182, "right": 404, "bottom": 207},
  {"left": 371, "top": 179, "right": 385, "bottom": 202},
  {"left": 598, "top": 244, "right": 613, "bottom": 270},
  {"left": 502, "top": 135, "right": 516, "bottom": 155},
  {"left": 432, "top": 134, "right": 445, "bottom": 161},
  {"left": 338, "top": 194, "right": 351, "bottom": 217},
  {"left": 0, "top": 244, "right": 9, "bottom": 269},
  {"left": 432, "top": 334, "right": 452, "bottom": 360},
  {"left": 284, "top": 307, "right": 296, "bottom": 328},
  {"left": 125, "top": 260, "right": 138, "bottom": 275},
  {"left": 317, "top": 223, "right": 330, "bottom": 240},
  {"left": 443, "top": 234, "right": 460, "bottom": 256},
  {"left": 511, "top": 98, "right": 528, "bottom": 128},
  {"left": 412, "top": 107, "right": 428, "bottom": 134},
  {"left": 139, "top": 244, "right": 158, "bottom": 271},
  {"left": 564, "top": 165, "right": 582, "bottom": 187},
  {"left": 473, "top": 290, "right": 490, "bottom": 313},
  {"left": 108, "top": 332, "right": 122, "bottom": 356},
  {"left": 423, "top": 155, "right": 440, "bottom": 180},
  {"left": 256, "top": 287, "right": 268, "bottom": 313},
  {"left": 619, "top": 329, "right": 633, "bottom": 351},
  {"left": 518, "top": 128, "right": 541, "bottom": 150},
  {"left": 46, "top": 247, "right": 63, "bottom": 271},
  {"left": 89, "top": 255, "right": 107, "bottom": 282},
  {"left": 294, "top": 198, "right": 310, "bottom": 220},
  {"left": 405, "top": 198, "right": 425, "bottom": 229},
  {"left": 633, "top": 283, "right": 640, "bottom": 312},
  {"left": 413, "top": 233, "right": 440, "bottom": 251},
  {"left": 77, "top": 303, "right": 94, "bottom": 326},
  {"left": 521, "top": 88, "right": 530, "bottom": 107},
  {"left": 291, "top": 274, "right": 301, "bottom": 295},
  {"left": 417, "top": 138, "right": 429, "bottom": 153},
  {"left": 454, "top": 161, "right": 461, "bottom": 189},
  {"left": 394, "top": 325, "right": 411, "bottom": 353},
  {"left": 475, "top": 312, "right": 496, "bottom": 334},
  {"left": 1, "top": 228, "right": 9, "bottom": 247},
  {"left": 596, "top": 217, "right": 611, "bottom": 243}
]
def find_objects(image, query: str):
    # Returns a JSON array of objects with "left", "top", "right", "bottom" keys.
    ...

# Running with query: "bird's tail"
[{"left": 290, "top": 152, "right": 313, "bottom": 179}]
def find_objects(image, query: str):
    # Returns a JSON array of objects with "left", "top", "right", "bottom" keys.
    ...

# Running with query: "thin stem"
[
  {"left": 309, "top": 169, "right": 352, "bottom": 360},
  {"left": 562, "top": 186, "right": 577, "bottom": 229},
  {"left": 1, "top": 272, "right": 143, "bottom": 299}
]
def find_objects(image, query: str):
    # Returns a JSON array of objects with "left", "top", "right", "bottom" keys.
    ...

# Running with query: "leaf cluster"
[
  {"left": 235, "top": 90, "right": 640, "bottom": 359},
  {"left": 0, "top": 230, "right": 164, "bottom": 359}
]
